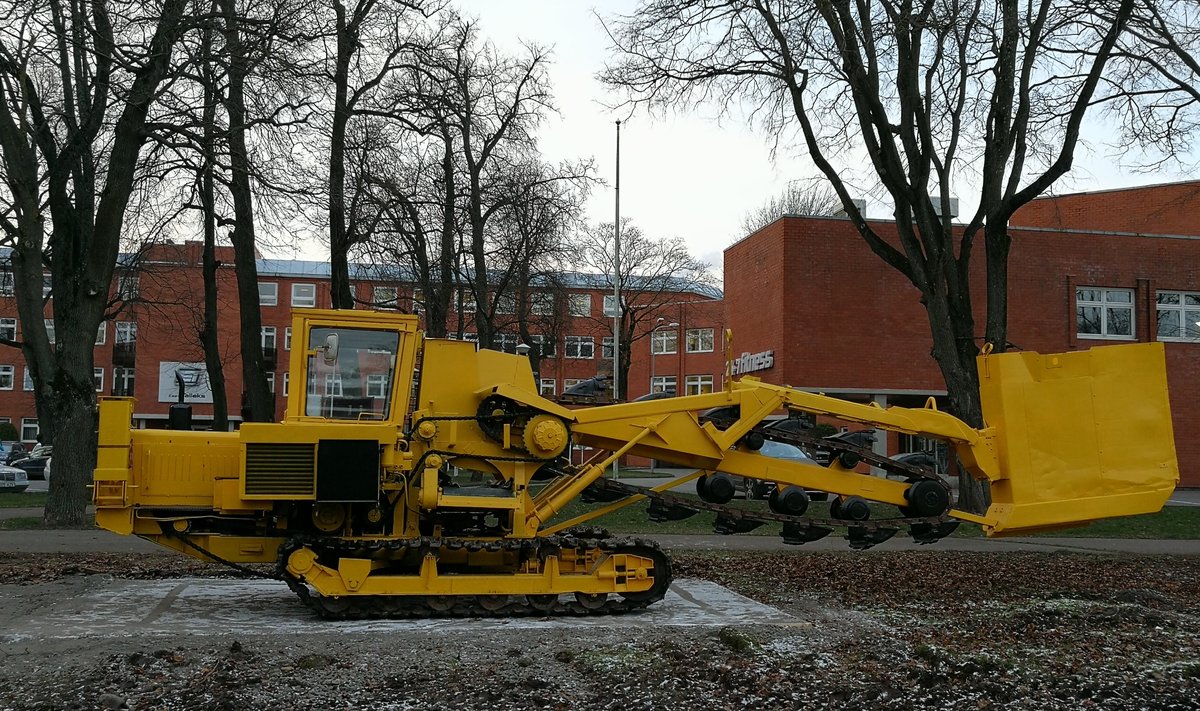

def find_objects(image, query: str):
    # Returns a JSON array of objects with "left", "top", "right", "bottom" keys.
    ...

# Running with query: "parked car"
[
  {"left": 0, "top": 463, "right": 28, "bottom": 493},
  {"left": 0, "top": 441, "right": 27, "bottom": 465},
  {"left": 12, "top": 445, "right": 51, "bottom": 480},
  {"left": 739, "top": 440, "right": 822, "bottom": 499}
]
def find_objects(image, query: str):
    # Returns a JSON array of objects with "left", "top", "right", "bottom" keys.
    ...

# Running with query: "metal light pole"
[
  {"left": 612, "top": 119, "right": 622, "bottom": 478},
  {"left": 648, "top": 319, "right": 678, "bottom": 475}
]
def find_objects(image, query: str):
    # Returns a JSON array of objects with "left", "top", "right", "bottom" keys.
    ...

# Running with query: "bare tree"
[
  {"left": 576, "top": 220, "right": 712, "bottom": 401},
  {"left": 740, "top": 180, "right": 843, "bottom": 236},
  {"left": 0, "top": 0, "right": 192, "bottom": 525},
  {"left": 604, "top": 0, "right": 1138, "bottom": 511}
]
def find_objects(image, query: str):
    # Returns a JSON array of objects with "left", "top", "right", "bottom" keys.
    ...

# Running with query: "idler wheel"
[
  {"left": 768, "top": 486, "right": 811, "bottom": 516},
  {"left": 905, "top": 480, "right": 950, "bottom": 517},
  {"left": 574, "top": 592, "right": 608, "bottom": 610}
]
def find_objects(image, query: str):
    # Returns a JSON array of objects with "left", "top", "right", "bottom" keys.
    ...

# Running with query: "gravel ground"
[{"left": 2, "top": 550, "right": 1199, "bottom": 710}]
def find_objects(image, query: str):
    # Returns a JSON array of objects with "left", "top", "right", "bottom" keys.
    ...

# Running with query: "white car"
[{"left": 0, "top": 463, "right": 29, "bottom": 493}]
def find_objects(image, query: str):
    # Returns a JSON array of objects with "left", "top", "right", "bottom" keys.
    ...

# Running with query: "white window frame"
[
  {"left": 539, "top": 378, "right": 556, "bottom": 396},
  {"left": 603, "top": 294, "right": 619, "bottom": 317},
  {"left": 325, "top": 372, "right": 343, "bottom": 396},
  {"left": 43, "top": 318, "right": 55, "bottom": 344},
  {"left": 292, "top": 283, "right": 317, "bottom": 308},
  {"left": 0, "top": 271, "right": 13, "bottom": 297},
  {"left": 259, "top": 282, "right": 279, "bottom": 307},
  {"left": 95, "top": 322, "right": 106, "bottom": 346},
  {"left": 1155, "top": 290, "right": 1200, "bottom": 342},
  {"left": 531, "top": 292, "right": 554, "bottom": 316},
  {"left": 530, "top": 334, "right": 555, "bottom": 358},
  {"left": 284, "top": 327, "right": 292, "bottom": 351},
  {"left": 686, "top": 328, "right": 715, "bottom": 353},
  {"left": 0, "top": 365, "right": 13, "bottom": 390},
  {"left": 651, "top": 375, "right": 676, "bottom": 394},
  {"left": 601, "top": 336, "right": 615, "bottom": 360},
  {"left": 261, "top": 326, "right": 277, "bottom": 350},
  {"left": 1076, "top": 287, "right": 1135, "bottom": 340},
  {"left": 23, "top": 368, "right": 33, "bottom": 391},
  {"left": 685, "top": 374, "right": 714, "bottom": 396},
  {"left": 0, "top": 318, "right": 15, "bottom": 342},
  {"left": 651, "top": 329, "right": 678, "bottom": 355},
  {"left": 568, "top": 294, "right": 591, "bottom": 317},
  {"left": 116, "top": 321, "right": 137, "bottom": 343},
  {"left": 496, "top": 294, "right": 516, "bottom": 315},
  {"left": 565, "top": 335, "right": 595, "bottom": 359},
  {"left": 458, "top": 288, "right": 476, "bottom": 313},
  {"left": 118, "top": 274, "right": 139, "bottom": 301},
  {"left": 113, "top": 367, "right": 135, "bottom": 397},
  {"left": 563, "top": 378, "right": 583, "bottom": 390},
  {"left": 366, "top": 373, "right": 388, "bottom": 399},
  {"left": 266, "top": 372, "right": 275, "bottom": 394},
  {"left": 93, "top": 367, "right": 104, "bottom": 393},
  {"left": 20, "top": 418, "right": 38, "bottom": 443},
  {"left": 374, "top": 286, "right": 398, "bottom": 310},
  {"left": 283, "top": 372, "right": 290, "bottom": 397}
]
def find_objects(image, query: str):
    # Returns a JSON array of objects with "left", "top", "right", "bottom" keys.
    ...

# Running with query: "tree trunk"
[
  {"left": 327, "top": 7, "right": 355, "bottom": 310},
  {"left": 41, "top": 382, "right": 97, "bottom": 526},
  {"left": 220, "top": 0, "right": 273, "bottom": 422},
  {"left": 198, "top": 30, "right": 229, "bottom": 432}
]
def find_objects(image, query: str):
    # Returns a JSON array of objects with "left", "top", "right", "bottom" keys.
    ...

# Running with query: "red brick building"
[
  {"left": 0, "top": 241, "right": 724, "bottom": 438},
  {"left": 724, "top": 181, "right": 1200, "bottom": 486}
]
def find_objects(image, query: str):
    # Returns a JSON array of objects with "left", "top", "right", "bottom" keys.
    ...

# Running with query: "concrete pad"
[{"left": 1, "top": 577, "right": 793, "bottom": 641}]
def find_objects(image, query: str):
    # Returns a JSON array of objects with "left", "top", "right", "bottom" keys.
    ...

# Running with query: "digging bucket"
[{"left": 977, "top": 342, "right": 1178, "bottom": 536}]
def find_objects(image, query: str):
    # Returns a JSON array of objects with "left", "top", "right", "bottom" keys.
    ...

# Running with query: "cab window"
[{"left": 305, "top": 327, "right": 400, "bottom": 420}]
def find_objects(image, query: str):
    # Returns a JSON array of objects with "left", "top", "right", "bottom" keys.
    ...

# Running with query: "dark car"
[
  {"left": 12, "top": 445, "right": 51, "bottom": 480},
  {"left": 0, "top": 441, "right": 27, "bottom": 466}
]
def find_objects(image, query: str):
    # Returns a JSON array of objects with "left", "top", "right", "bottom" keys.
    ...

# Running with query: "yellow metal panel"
[
  {"left": 979, "top": 343, "right": 1178, "bottom": 535},
  {"left": 130, "top": 430, "right": 241, "bottom": 508}
]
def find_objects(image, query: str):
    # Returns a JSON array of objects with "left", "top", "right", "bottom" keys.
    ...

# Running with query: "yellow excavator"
[{"left": 93, "top": 309, "right": 1178, "bottom": 618}]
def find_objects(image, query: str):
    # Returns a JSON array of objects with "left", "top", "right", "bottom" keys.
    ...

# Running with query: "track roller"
[
  {"left": 832, "top": 496, "right": 871, "bottom": 521},
  {"left": 768, "top": 486, "right": 810, "bottom": 516},
  {"left": 696, "top": 473, "right": 737, "bottom": 504}
]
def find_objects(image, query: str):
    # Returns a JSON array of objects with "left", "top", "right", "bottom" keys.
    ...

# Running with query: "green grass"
[
  {"left": 0, "top": 492, "right": 47, "bottom": 508},
  {"left": 547, "top": 490, "right": 1200, "bottom": 540}
]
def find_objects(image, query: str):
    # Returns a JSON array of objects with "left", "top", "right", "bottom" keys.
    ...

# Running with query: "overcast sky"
[{"left": 293, "top": 1, "right": 1196, "bottom": 272}]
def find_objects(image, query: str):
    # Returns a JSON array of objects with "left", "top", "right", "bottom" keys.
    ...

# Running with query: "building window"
[
  {"left": 494, "top": 333, "right": 520, "bottom": 353},
  {"left": 1156, "top": 291, "right": 1200, "bottom": 342},
  {"left": 651, "top": 329, "right": 677, "bottom": 354},
  {"left": 458, "top": 288, "right": 476, "bottom": 313},
  {"left": 685, "top": 374, "right": 714, "bottom": 395},
  {"left": 259, "top": 282, "right": 278, "bottom": 306},
  {"left": 539, "top": 378, "right": 556, "bottom": 396},
  {"left": 563, "top": 378, "right": 583, "bottom": 390},
  {"left": 261, "top": 326, "right": 277, "bottom": 350},
  {"left": 531, "top": 292, "right": 554, "bottom": 316},
  {"left": 0, "top": 271, "right": 13, "bottom": 296},
  {"left": 113, "top": 367, "right": 135, "bottom": 396},
  {"left": 283, "top": 372, "right": 290, "bottom": 397},
  {"left": 409, "top": 287, "right": 420, "bottom": 312},
  {"left": 42, "top": 274, "right": 52, "bottom": 298},
  {"left": 0, "top": 365, "right": 13, "bottom": 390},
  {"left": 1076, "top": 287, "right": 1134, "bottom": 339},
  {"left": 93, "top": 367, "right": 104, "bottom": 393},
  {"left": 118, "top": 274, "right": 139, "bottom": 301},
  {"left": 20, "top": 418, "right": 38, "bottom": 443},
  {"left": 565, "top": 336, "right": 594, "bottom": 359},
  {"left": 266, "top": 372, "right": 275, "bottom": 394},
  {"left": 496, "top": 293, "right": 516, "bottom": 315},
  {"left": 651, "top": 375, "right": 676, "bottom": 394},
  {"left": 23, "top": 368, "right": 33, "bottom": 391},
  {"left": 95, "top": 322, "right": 106, "bottom": 346},
  {"left": 116, "top": 321, "right": 137, "bottom": 343},
  {"left": 292, "top": 283, "right": 316, "bottom": 308},
  {"left": 530, "top": 334, "right": 555, "bottom": 358},
  {"left": 0, "top": 318, "right": 14, "bottom": 341},
  {"left": 603, "top": 294, "right": 619, "bottom": 317},
  {"left": 284, "top": 327, "right": 292, "bottom": 351},
  {"left": 366, "top": 374, "right": 388, "bottom": 399},
  {"left": 686, "top": 328, "right": 715, "bottom": 353},
  {"left": 602, "top": 336, "right": 614, "bottom": 360},
  {"left": 569, "top": 294, "right": 591, "bottom": 317},
  {"left": 44, "top": 319, "right": 55, "bottom": 344},
  {"left": 374, "top": 286, "right": 398, "bottom": 310},
  {"left": 325, "top": 372, "right": 343, "bottom": 396}
]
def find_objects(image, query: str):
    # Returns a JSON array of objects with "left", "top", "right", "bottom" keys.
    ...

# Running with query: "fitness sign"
[{"left": 731, "top": 350, "right": 774, "bottom": 376}]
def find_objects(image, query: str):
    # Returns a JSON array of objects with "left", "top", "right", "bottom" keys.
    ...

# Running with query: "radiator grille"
[{"left": 244, "top": 443, "right": 315, "bottom": 497}]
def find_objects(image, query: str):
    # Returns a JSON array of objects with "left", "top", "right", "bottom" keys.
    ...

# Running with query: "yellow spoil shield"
[{"left": 978, "top": 342, "right": 1178, "bottom": 536}]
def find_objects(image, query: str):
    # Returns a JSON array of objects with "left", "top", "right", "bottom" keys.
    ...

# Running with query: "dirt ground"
[{"left": 2, "top": 549, "right": 1199, "bottom": 710}]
